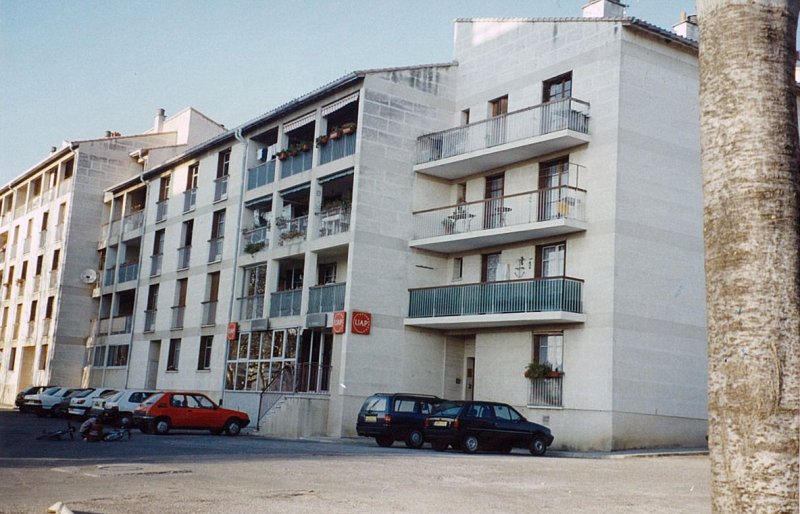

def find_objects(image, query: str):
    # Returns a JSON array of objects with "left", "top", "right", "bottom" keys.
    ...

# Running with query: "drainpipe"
[{"left": 220, "top": 128, "right": 249, "bottom": 405}]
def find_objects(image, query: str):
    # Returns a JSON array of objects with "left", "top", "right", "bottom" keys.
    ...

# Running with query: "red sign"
[
  {"left": 351, "top": 311, "right": 372, "bottom": 335},
  {"left": 227, "top": 322, "right": 239, "bottom": 341},
  {"left": 332, "top": 311, "right": 347, "bottom": 334}
]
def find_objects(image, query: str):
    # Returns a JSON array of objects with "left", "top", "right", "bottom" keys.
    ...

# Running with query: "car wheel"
[
  {"left": 225, "top": 419, "right": 243, "bottom": 436},
  {"left": 462, "top": 434, "right": 480, "bottom": 454},
  {"left": 376, "top": 436, "right": 394, "bottom": 447},
  {"left": 154, "top": 418, "right": 171, "bottom": 435},
  {"left": 118, "top": 414, "right": 133, "bottom": 428},
  {"left": 529, "top": 436, "right": 547, "bottom": 456},
  {"left": 405, "top": 430, "right": 425, "bottom": 449},
  {"left": 432, "top": 441, "right": 449, "bottom": 452}
]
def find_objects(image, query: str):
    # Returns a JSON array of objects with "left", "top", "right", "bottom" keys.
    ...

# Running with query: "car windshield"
[{"left": 432, "top": 401, "right": 463, "bottom": 417}]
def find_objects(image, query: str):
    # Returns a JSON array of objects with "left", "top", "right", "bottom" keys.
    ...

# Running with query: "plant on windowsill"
[
  {"left": 329, "top": 126, "right": 342, "bottom": 140},
  {"left": 524, "top": 362, "right": 552, "bottom": 380},
  {"left": 341, "top": 122, "right": 357, "bottom": 135},
  {"left": 244, "top": 241, "right": 266, "bottom": 255},
  {"left": 316, "top": 134, "right": 329, "bottom": 147}
]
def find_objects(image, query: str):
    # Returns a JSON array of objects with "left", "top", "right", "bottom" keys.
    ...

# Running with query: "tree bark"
[{"left": 698, "top": 0, "right": 799, "bottom": 512}]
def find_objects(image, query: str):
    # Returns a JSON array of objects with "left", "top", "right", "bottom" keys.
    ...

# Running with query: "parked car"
[
  {"left": 356, "top": 393, "right": 443, "bottom": 448},
  {"left": 132, "top": 392, "right": 249, "bottom": 436},
  {"left": 68, "top": 388, "right": 119, "bottom": 418},
  {"left": 22, "top": 387, "right": 81, "bottom": 417},
  {"left": 15, "top": 386, "right": 51, "bottom": 411},
  {"left": 97, "top": 389, "right": 158, "bottom": 426},
  {"left": 52, "top": 388, "right": 95, "bottom": 417},
  {"left": 423, "top": 400, "right": 554, "bottom": 455}
]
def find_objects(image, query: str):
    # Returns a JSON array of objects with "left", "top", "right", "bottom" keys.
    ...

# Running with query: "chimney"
[
  {"left": 582, "top": 0, "right": 626, "bottom": 18},
  {"left": 154, "top": 108, "right": 166, "bottom": 132},
  {"left": 105, "top": 130, "right": 112, "bottom": 138},
  {"left": 673, "top": 11, "right": 699, "bottom": 41},
  {"left": 50, "top": 146, "right": 57, "bottom": 154}
]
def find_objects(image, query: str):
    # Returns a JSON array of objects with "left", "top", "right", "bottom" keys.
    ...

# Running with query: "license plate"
[
  {"left": 433, "top": 420, "right": 448, "bottom": 427},
  {"left": 365, "top": 415, "right": 377, "bottom": 422}
]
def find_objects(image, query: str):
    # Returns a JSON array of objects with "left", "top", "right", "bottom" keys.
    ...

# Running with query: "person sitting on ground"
[{"left": 79, "top": 416, "right": 104, "bottom": 442}]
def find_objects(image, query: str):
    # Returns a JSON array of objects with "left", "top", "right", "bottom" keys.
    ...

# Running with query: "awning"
[
  {"left": 321, "top": 91, "right": 360, "bottom": 117},
  {"left": 280, "top": 182, "right": 311, "bottom": 197},
  {"left": 245, "top": 194, "right": 272, "bottom": 208},
  {"left": 318, "top": 168, "right": 354, "bottom": 184},
  {"left": 283, "top": 112, "right": 315, "bottom": 133}
]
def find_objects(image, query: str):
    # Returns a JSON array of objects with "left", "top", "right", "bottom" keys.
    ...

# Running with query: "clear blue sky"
[{"left": 0, "top": 0, "right": 699, "bottom": 183}]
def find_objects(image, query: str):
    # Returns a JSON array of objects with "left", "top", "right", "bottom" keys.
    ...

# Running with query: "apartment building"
[{"left": 0, "top": 108, "right": 225, "bottom": 405}]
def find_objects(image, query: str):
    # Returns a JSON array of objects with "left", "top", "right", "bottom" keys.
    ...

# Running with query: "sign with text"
[
  {"left": 227, "top": 322, "right": 239, "bottom": 341},
  {"left": 351, "top": 311, "right": 372, "bottom": 335},
  {"left": 332, "top": 311, "right": 347, "bottom": 334}
]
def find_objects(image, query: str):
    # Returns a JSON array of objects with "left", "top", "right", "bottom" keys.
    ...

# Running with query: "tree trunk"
[{"left": 698, "top": 0, "right": 799, "bottom": 512}]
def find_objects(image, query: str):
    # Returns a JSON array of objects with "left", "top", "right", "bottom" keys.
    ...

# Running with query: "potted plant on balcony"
[
  {"left": 277, "top": 150, "right": 289, "bottom": 161},
  {"left": 524, "top": 362, "right": 552, "bottom": 380},
  {"left": 280, "top": 229, "right": 303, "bottom": 243},
  {"left": 289, "top": 146, "right": 300, "bottom": 157},
  {"left": 316, "top": 134, "right": 329, "bottom": 147},
  {"left": 300, "top": 141, "right": 312, "bottom": 153},
  {"left": 341, "top": 122, "right": 357, "bottom": 135},
  {"left": 273, "top": 216, "right": 288, "bottom": 228},
  {"left": 329, "top": 126, "right": 342, "bottom": 140},
  {"left": 244, "top": 241, "right": 266, "bottom": 255}
]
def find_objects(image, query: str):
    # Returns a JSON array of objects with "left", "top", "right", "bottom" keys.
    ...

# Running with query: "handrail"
[
  {"left": 408, "top": 275, "right": 584, "bottom": 292},
  {"left": 256, "top": 364, "right": 295, "bottom": 430},
  {"left": 411, "top": 185, "right": 587, "bottom": 215}
]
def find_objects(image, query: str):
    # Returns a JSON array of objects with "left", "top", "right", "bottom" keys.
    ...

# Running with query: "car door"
[
  {"left": 463, "top": 402, "right": 495, "bottom": 441},
  {"left": 492, "top": 404, "right": 529, "bottom": 447},
  {"left": 190, "top": 394, "right": 220, "bottom": 428},
  {"left": 392, "top": 397, "right": 417, "bottom": 438},
  {"left": 167, "top": 393, "right": 191, "bottom": 428}
]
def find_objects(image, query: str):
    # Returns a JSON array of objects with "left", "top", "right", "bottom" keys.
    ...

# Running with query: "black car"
[
  {"left": 15, "top": 386, "right": 50, "bottom": 411},
  {"left": 356, "top": 393, "right": 443, "bottom": 448},
  {"left": 423, "top": 400, "right": 554, "bottom": 455}
]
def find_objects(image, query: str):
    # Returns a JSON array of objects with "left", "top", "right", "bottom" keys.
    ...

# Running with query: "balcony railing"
[
  {"left": 318, "top": 207, "right": 351, "bottom": 237},
  {"left": 48, "top": 271, "right": 58, "bottom": 289},
  {"left": 171, "top": 306, "right": 185, "bottom": 329},
  {"left": 122, "top": 210, "right": 145, "bottom": 234},
  {"left": 32, "top": 275, "right": 41, "bottom": 292},
  {"left": 241, "top": 227, "right": 269, "bottom": 253},
  {"left": 408, "top": 277, "right": 583, "bottom": 318},
  {"left": 238, "top": 295, "right": 265, "bottom": 320},
  {"left": 109, "top": 218, "right": 122, "bottom": 241},
  {"left": 103, "top": 267, "right": 116, "bottom": 287},
  {"left": 416, "top": 98, "right": 590, "bottom": 165},
  {"left": 143, "top": 309, "right": 156, "bottom": 332},
  {"left": 202, "top": 300, "right": 218, "bottom": 326},
  {"left": 308, "top": 282, "right": 346, "bottom": 314},
  {"left": 183, "top": 188, "right": 197, "bottom": 213},
  {"left": 22, "top": 237, "right": 31, "bottom": 254},
  {"left": 270, "top": 289, "right": 302, "bottom": 317},
  {"left": 318, "top": 131, "right": 356, "bottom": 165},
  {"left": 528, "top": 376, "right": 563, "bottom": 407},
  {"left": 155, "top": 200, "right": 168, "bottom": 222},
  {"left": 279, "top": 151, "right": 312, "bottom": 178},
  {"left": 177, "top": 246, "right": 191, "bottom": 270},
  {"left": 413, "top": 185, "right": 586, "bottom": 240},
  {"left": 54, "top": 224, "right": 65, "bottom": 242},
  {"left": 117, "top": 262, "right": 139, "bottom": 284},
  {"left": 214, "top": 176, "right": 229, "bottom": 202},
  {"left": 98, "top": 315, "right": 133, "bottom": 335},
  {"left": 58, "top": 178, "right": 72, "bottom": 197},
  {"left": 38, "top": 230, "right": 47, "bottom": 249},
  {"left": 150, "top": 254, "right": 163, "bottom": 276},
  {"left": 247, "top": 161, "right": 276, "bottom": 191},
  {"left": 277, "top": 216, "right": 308, "bottom": 246},
  {"left": 208, "top": 237, "right": 224, "bottom": 263}
]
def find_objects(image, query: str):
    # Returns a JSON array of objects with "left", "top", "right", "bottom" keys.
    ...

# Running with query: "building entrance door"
[
  {"left": 145, "top": 340, "right": 160, "bottom": 389},
  {"left": 465, "top": 357, "right": 475, "bottom": 401},
  {"left": 20, "top": 347, "right": 35, "bottom": 389},
  {"left": 297, "top": 330, "right": 332, "bottom": 392}
]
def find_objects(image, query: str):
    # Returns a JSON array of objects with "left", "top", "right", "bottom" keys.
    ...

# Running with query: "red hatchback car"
[{"left": 133, "top": 392, "right": 250, "bottom": 436}]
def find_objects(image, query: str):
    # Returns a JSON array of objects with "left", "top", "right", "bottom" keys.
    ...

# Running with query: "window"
[
  {"left": 206, "top": 272, "right": 220, "bottom": 302},
  {"left": 146, "top": 284, "right": 159, "bottom": 310},
  {"left": 481, "top": 252, "right": 503, "bottom": 282},
  {"left": 186, "top": 164, "right": 199, "bottom": 191},
  {"left": 167, "top": 338, "right": 181, "bottom": 371},
  {"left": 543, "top": 72, "right": 572, "bottom": 102},
  {"left": 456, "top": 182, "right": 467, "bottom": 204},
  {"left": 181, "top": 220, "right": 194, "bottom": 247},
  {"left": 225, "top": 329, "right": 298, "bottom": 391},
  {"left": 217, "top": 150, "right": 231, "bottom": 178},
  {"left": 534, "top": 333, "right": 564, "bottom": 371},
  {"left": 35, "top": 255, "right": 43, "bottom": 276},
  {"left": 318, "top": 263, "right": 336, "bottom": 285},
  {"left": 483, "top": 173, "right": 505, "bottom": 229},
  {"left": 51, "top": 249, "right": 60, "bottom": 271},
  {"left": 452, "top": 257, "right": 463, "bottom": 281},
  {"left": 8, "top": 347, "right": 16, "bottom": 370},
  {"left": 536, "top": 242, "right": 566, "bottom": 278},
  {"left": 63, "top": 158, "right": 74, "bottom": 179},
  {"left": 45, "top": 297, "right": 54, "bottom": 319},
  {"left": 490, "top": 95, "right": 508, "bottom": 117},
  {"left": 40, "top": 212, "right": 49, "bottom": 231},
  {"left": 158, "top": 175, "right": 171, "bottom": 201},
  {"left": 28, "top": 300, "right": 37, "bottom": 322},
  {"left": 106, "top": 344, "right": 129, "bottom": 367},
  {"left": 175, "top": 279, "right": 187, "bottom": 307},
  {"left": 493, "top": 404, "right": 522, "bottom": 422},
  {"left": 153, "top": 229, "right": 165, "bottom": 256},
  {"left": 92, "top": 346, "right": 106, "bottom": 367},
  {"left": 394, "top": 399, "right": 416, "bottom": 413},
  {"left": 20, "top": 261, "right": 28, "bottom": 280},
  {"left": 461, "top": 109, "right": 470, "bottom": 125},
  {"left": 198, "top": 335, "right": 213, "bottom": 370}
]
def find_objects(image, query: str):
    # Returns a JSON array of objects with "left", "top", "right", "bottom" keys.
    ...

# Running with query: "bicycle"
[
  {"left": 102, "top": 427, "right": 132, "bottom": 442},
  {"left": 36, "top": 424, "right": 76, "bottom": 441}
]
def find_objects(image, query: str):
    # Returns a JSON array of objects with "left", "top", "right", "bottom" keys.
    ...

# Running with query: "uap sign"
[{"left": 351, "top": 311, "right": 372, "bottom": 335}]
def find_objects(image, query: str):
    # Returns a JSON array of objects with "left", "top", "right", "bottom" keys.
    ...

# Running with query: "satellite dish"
[{"left": 80, "top": 269, "right": 98, "bottom": 284}]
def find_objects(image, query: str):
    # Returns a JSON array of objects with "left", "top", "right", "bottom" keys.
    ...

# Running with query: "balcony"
[
  {"left": 239, "top": 295, "right": 265, "bottom": 320},
  {"left": 405, "top": 277, "right": 585, "bottom": 329},
  {"left": 155, "top": 200, "right": 168, "bottom": 223},
  {"left": 150, "top": 254, "right": 163, "bottom": 277},
  {"left": 528, "top": 376, "right": 563, "bottom": 407},
  {"left": 279, "top": 151, "right": 312, "bottom": 178},
  {"left": 177, "top": 246, "right": 191, "bottom": 270},
  {"left": 98, "top": 315, "right": 133, "bottom": 335},
  {"left": 318, "top": 207, "right": 351, "bottom": 237},
  {"left": 117, "top": 262, "right": 139, "bottom": 284},
  {"left": 277, "top": 216, "right": 308, "bottom": 246},
  {"left": 410, "top": 185, "right": 586, "bottom": 253},
  {"left": 208, "top": 237, "right": 224, "bottom": 263},
  {"left": 183, "top": 188, "right": 197, "bottom": 213},
  {"left": 270, "top": 289, "right": 302, "bottom": 317},
  {"left": 38, "top": 231, "right": 47, "bottom": 249},
  {"left": 201, "top": 300, "right": 217, "bottom": 326},
  {"left": 171, "top": 306, "right": 185, "bottom": 330},
  {"left": 22, "top": 237, "right": 31, "bottom": 255},
  {"left": 318, "top": 131, "right": 356, "bottom": 165},
  {"left": 247, "top": 161, "right": 276, "bottom": 191},
  {"left": 308, "top": 282, "right": 346, "bottom": 314},
  {"left": 214, "top": 176, "right": 229, "bottom": 202},
  {"left": 143, "top": 309, "right": 156, "bottom": 332},
  {"left": 414, "top": 98, "right": 590, "bottom": 180},
  {"left": 122, "top": 210, "right": 144, "bottom": 237},
  {"left": 103, "top": 267, "right": 116, "bottom": 287},
  {"left": 241, "top": 227, "right": 269, "bottom": 254}
]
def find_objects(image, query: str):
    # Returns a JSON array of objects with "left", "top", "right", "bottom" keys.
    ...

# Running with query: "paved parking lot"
[{"left": 0, "top": 408, "right": 710, "bottom": 513}]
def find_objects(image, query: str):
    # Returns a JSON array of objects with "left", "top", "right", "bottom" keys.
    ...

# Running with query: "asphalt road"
[{"left": 0, "top": 408, "right": 710, "bottom": 513}]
